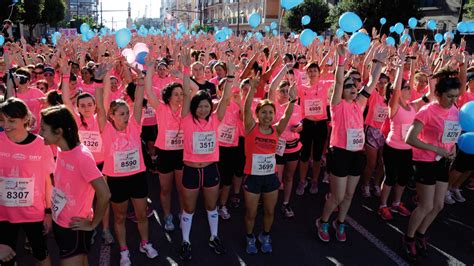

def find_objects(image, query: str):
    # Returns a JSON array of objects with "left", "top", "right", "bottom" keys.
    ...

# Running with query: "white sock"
[
  {"left": 207, "top": 209, "right": 219, "bottom": 239},
  {"left": 181, "top": 211, "right": 194, "bottom": 243}
]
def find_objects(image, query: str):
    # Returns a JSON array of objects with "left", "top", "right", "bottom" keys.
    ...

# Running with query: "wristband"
[
  {"left": 289, "top": 98, "right": 297, "bottom": 104},
  {"left": 226, "top": 75, "right": 235, "bottom": 79},
  {"left": 338, "top": 56, "right": 346, "bottom": 66},
  {"left": 45, "top": 208, "right": 52, "bottom": 214},
  {"left": 183, "top": 67, "right": 190, "bottom": 75},
  {"left": 422, "top": 94, "right": 430, "bottom": 103},
  {"left": 62, "top": 74, "right": 70, "bottom": 79},
  {"left": 359, "top": 89, "right": 371, "bottom": 98}
]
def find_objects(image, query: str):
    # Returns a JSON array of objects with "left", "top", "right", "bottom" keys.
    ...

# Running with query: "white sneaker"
[
  {"left": 218, "top": 206, "right": 231, "bottom": 220},
  {"left": 361, "top": 185, "right": 371, "bottom": 198},
  {"left": 451, "top": 189, "right": 466, "bottom": 203},
  {"left": 373, "top": 185, "right": 381, "bottom": 197},
  {"left": 120, "top": 250, "right": 132, "bottom": 266},
  {"left": 139, "top": 243, "right": 158, "bottom": 259},
  {"left": 444, "top": 191, "right": 456, "bottom": 205}
]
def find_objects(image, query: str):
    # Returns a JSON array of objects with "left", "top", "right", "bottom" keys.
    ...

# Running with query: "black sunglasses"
[{"left": 343, "top": 83, "right": 356, "bottom": 89}]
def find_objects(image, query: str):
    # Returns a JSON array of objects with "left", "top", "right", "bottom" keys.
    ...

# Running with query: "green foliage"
[
  {"left": 284, "top": 0, "right": 330, "bottom": 34},
  {"left": 327, "top": 0, "right": 421, "bottom": 35},
  {"left": 20, "top": 0, "right": 44, "bottom": 34},
  {"left": 41, "top": 0, "right": 66, "bottom": 27},
  {"left": 0, "top": 0, "right": 21, "bottom": 22},
  {"left": 465, "top": 0, "right": 474, "bottom": 20}
]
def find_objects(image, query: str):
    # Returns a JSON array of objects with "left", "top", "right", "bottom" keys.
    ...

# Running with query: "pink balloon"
[
  {"left": 133, "top": 42, "right": 149, "bottom": 55},
  {"left": 121, "top": 48, "right": 136, "bottom": 64}
]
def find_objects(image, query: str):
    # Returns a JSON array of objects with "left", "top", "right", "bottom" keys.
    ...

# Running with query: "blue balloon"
[
  {"left": 80, "top": 23, "right": 90, "bottom": 34},
  {"left": 264, "top": 25, "right": 270, "bottom": 32},
  {"left": 317, "top": 35, "right": 324, "bottom": 43},
  {"left": 335, "top": 28, "right": 344, "bottom": 38},
  {"left": 248, "top": 12, "right": 261, "bottom": 28},
  {"left": 386, "top": 37, "right": 395, "bottom": 46},
  {"left": 86, "top": 30, "right": 95, "bottom": 40},
  {"left": 301, "top": 15, "right": 311, "bottom": 26},
  {"left": 408, "top": 17, "right": 417, "bottom": 29},
  {"left": 443, "top": 31, "right": 454, "bottom": 41},
  {"left": 339, "top": 12, "right": 362, "bottom": 33},
  {"left": 457, "top": 22, "right": 468, "bottom": 33},
  {"left": 135, "top": 51, "right": 148, "bottom": 65},
  {"left": 380, "top": 17, "right": 386, "bottom": 25},
  {"left": 255, "top": 32, "right": 263, "bottom": 42},
  {"left": 81, "top": 34, "right": 88, "bottom": 42},
  {"left": 272, "top": 29, "right": 279, "bottom": 36},
  {"left": 426, "top": 20, "right": 437, "bottom": 31},
  {"left": 281, "top": 0, "right": 303, "bottom": 10},
  {"left": 348, "top": 32, "right": 370, "bottom": 55},
  {"left": 41, "top": 38, "right": 46, "bottom": 45},
  {"left": 246, "top": 32, "right": 253, "bottom": 38},
  {"left": 115, "top": 28, "right": 132, "bottom": 48},
  {"left": 394, "top": 22, "right": 404, "bottom": 35},
  {"left": 132, "top": 24, "right": 137, "bottom": 29},
  {"left": 300, "top": 29, "right": 316, "bottom": 47},
  {"left": 0, "top": 35, "right": 5, "bottom": 46},
  {"left": 389, "top": 26, "right": 395, "bottom": 33},
  {"left": 434, "top": 33, "right": 443, "bottom": 43},
  {"left": 458, "top": 132, "right": 474, "bottom": 154},
  {"left": 460, "top": 101, "right": 474, "bottom": 132},
  {"left": 467, "top": 22, "right": 474, "bottom": 33},
  {"left": 400, "top": 33, "right": 411, "bottom": 44},
  {"left": 271, "top": 22, "right": 278, "bottom": 30},
  {"left": 215, "top": 30, "right": 227, "bottom": 43}
]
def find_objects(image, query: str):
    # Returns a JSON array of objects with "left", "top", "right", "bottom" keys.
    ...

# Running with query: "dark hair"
[
  {"left": 190, "top": 90, "right": 213, "bottom": 122},
  {"left": 306, "top": 61, "right": 321, "bottom": 73},
  {"left": 125, "top": 82, "right": 148, "bottom": 107},
  {"left": 379, "top": 73, "right": 390, "bottom": 82},
  {"left": 76, "top": 93, "right": 96, "bottom": 129},
  {"left": 15, "top": 67, "right": 31, "bottom": 81},
  {"left": 213, "top": 62, "right": 227, "bottom": 74},
  {"left": 255, "top": 99, "right": 276, "bottom": 115},
  {"left": 435, "top": 77, "right": 461, "bottom": 96},
  {"left": 384, "top": 82, "right": 393, "bottom": 104},
  {"left": 209, "top": 52, "right": 217, "bottom": 60},
  {"left": 0, "top": 98, "right": 31, "bottom": 128},
  {"left": 41, "top": 105, "right": 80, "bottom": 150},
  {"left": 46, "top": 90, "right": 63, "bottom": 106},
  {"left": 162, "top": 82, "right": 183, "bottom": 104}
]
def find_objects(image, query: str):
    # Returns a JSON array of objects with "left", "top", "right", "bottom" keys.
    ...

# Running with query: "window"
[{"left": 419, "top": 0, "right": 439, "bottom": 7}]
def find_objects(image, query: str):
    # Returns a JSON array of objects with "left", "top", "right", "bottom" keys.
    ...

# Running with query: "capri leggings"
[{"left": 300, "top": 118, "right": 328, "bottom": 162}]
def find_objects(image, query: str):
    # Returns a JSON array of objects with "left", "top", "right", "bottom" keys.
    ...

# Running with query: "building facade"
[{"left": 66, "top": 0, "right": 99, "bottom": 22}]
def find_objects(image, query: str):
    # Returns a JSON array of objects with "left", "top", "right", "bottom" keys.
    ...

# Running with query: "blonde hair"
[{"left": 107, "top": 99, "right": 129, "bottom": 126}]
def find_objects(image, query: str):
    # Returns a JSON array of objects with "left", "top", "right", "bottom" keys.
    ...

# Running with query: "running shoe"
[
  {"left": 401, "top": 236, "right": 417, "bottom": 262},
  {"left": 246, "top": 235, "right": 258, "bottom": 254},
  {"left": 218, "top": 206, "right": 231, "bottom": 220},
  {"left": 120, "top": 250, "right": 132, "bottom": 266},
  {"left": 390, "top": 203, "right": 411, "bottom": 217},
  {"left": 209, "top": 236, "right": 226, "bottom": 254},
  {"left": 281, "top": 203, "right": 295, "bottom": 218},
  {"left": 180, "top": 242, "right": 192, "bottom": 261},
  {"left": 139, "top": 242, "right": 158, "bottom": 259},
  {"left": 296, "top": 180, "right": 308, "bottom": 196},
  {"left": 258, "top": 233, "right": 273, "bottom": 253},
  {"left": 451, "top": 189, "right": 466, "bottom": 203},
  {"left": 315, "top": 218, "right": 330, "bottom": 242},
  {"left": 415, "top": 235, "right": 428, "bottom": 257},
  {"left": 466, "top": 179, "right": 474, "bottom": 191},
  {"left": 372, "top": 185, "right": 381, "bottom": 197},
  {"left": 309, "top": 180, "right": 319, "bottom": 194},
  {"left": 229, "top": 195, "right": 240, "bottom": 208},
  {"left": 444, "top": 190, "right": 456, "bottom": 205},
  {"left": 102, "top": 229, "right": 115, "bottom": 245},
  {"left": 378, "top": 206, "right": 394, "bottom": 221},
  {"left": 332, "top": 220, "right": 347, "bottom": 242},
  {"left": 164, "top": 214, "right": 175, "bottom": 232},
  {"left": 361, "top": 185, "right": 371, "bottom": 198}
]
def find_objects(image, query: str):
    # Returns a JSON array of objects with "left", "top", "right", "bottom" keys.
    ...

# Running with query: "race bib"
[
  {"left": 304, "top": 99, "right": 323, "bottom": 116},
  {"left": 442, "top": 120, "right": 461, "bottom": 144},
  {"left": 218, "top": 124, "right": 236, "bottom": 145},
  {"left": 113, "top": 149, "right": 140, "bottom": 173},
  {"left": 78, "top": 130, "right": 102, "bottom": 153},
  {"left": 144, "top": 106, "right": 156, "bottom": 119},
  {"left": 0, "top": 177, "right": 34, "bottom": 207},
  {"left": 401, "top": 124, "right": 411, "bottom": 141},
  {"left": 251, "top": 154, "right": 276, "bottom": 175},
  {"left": 52, "top": 187, "right": 67, "bottom": 221},
  {"left": 346, "top": 128, "right": 364, "bottom": 151},
  {"left": 165, "top": 130, "right": 184, "bottom": 150},
  {"left": 373, "top": 105, "right": 389, "bottom": 123},
  {"left": 193, "top": 132, "right": 216, "bottom": 154},
  {"left": 276, "top": 138, "right": 286, "bottom": 157}
]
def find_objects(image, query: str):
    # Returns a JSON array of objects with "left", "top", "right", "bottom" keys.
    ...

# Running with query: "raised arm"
[
  {"left": 132, "top": 76, "right": 145, "bottom": 124},
  {"left": 216, "top": 60, "right": 235, "bottom": 121},
  {"left": 93, "top": 64, "right": 110, "bottom": 132},
  {"left": 268, "top": 64, "right": 288, "bottom": 102},
  {"left": 275, "top": 82, "right": 296, "bottom": 136},
  {"left": 243, "top": 78, "right": 259, "bottom": 133},
  {"left": 330, "top": 43, "right": 347, "bottom": 106},
  {"left": 388, "top": 47, "right": 406, "bottom": 118},
  {"left": 144, "top": 55, "right": 160, "bottom": 109},
  {"left": 356, "top": 47, "right": 388, "bottom": 109},
  {"left": 181, "top": 49, "right": 193, "bottom": 117},
  {"left": 59, "top": 56, "right": 75, "bottom": 112}
]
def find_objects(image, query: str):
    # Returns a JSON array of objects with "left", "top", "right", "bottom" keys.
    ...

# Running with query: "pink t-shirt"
[
  {"left": 330, "top": 100, "right": 365, "bottom": 151},
  {"left": 298, "top": 80, "right": 332, "bottom": 121},
  {"left": 410, "top": 85, "right": 429, "bottom": 101},
  {"left": 74, "top": 114, "right": 104, "bottom": 163},
  {"left": 152, "top": 76, "right": 178, "bottom": 96},
  {"left": 386, "top": 104, "right": 416, "bottom": 150},
  {"left": 412, "top": 103, "right": 461, "bottom": 162},
  {"left": 101, "top": 118, "right": 146, "bottom": 177},
  {"left": 209, "top": 76, "right": 220, "bottom": 87},
  {"left": 52, "top": 144, "right": 102, "bottom": 228},
  {"left": 17, "top": 88, "right": 45, "bottom": 133},
  {"left": 142, "top": 105, "right": 157, "bottom": 126},
  {"left": 79, "top": 82, "right": 100, "bottom": 95},
  {"left": 109, "top": 87, "right": 124, "bottom": 103},
  {"left": 182, "top": 113, "right": 220, "bottom": 163},
  {"left": 218, "top": 101, "right": 241, "bottom": 147},
  {"left": 0, "top": 133, "right": 55, "bottom": 223},
  {"left": 458, "top": 91, "right": 474, "bottom": 108},
  {"left": 154, "top": 103, "right": 183, "bottom": 150},
  {"left": 365, "top": 92, "right": 388, "bottom": 129},
  {"left": 275, "top": 102, "right": 302, "bottom": 154}
]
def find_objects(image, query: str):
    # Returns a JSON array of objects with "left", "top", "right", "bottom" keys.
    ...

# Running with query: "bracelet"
[
  {"left": 62, "top": 74, "right": 70, "bottom": 78},
  {"left": 45, "top": 208, "right": 52, "bottom": 214},
  {"left": 372, "top": 59, "right": 386, "bottom": 65},
  {"left": 338, "top": 56, "right": 346, "bottom": 66},
  {"left": 422, "top": 94, "right": 430, "bottom": 103},
  {"left": 359, "top": 88, "right": 371, "bottom": 98},
  {"left": 183, "top": 67, "right": 190, "bottom": 75},
  {"left": 226, "top": 75, "right": 235, "bottom": 79},
  {"left": 289, "top": 98, "right": 297, "bottom": 103}
]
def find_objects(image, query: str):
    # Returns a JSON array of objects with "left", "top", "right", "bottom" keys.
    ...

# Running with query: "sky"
[{"left": 101, "top": 0, "right": 161, "bottom": 29}]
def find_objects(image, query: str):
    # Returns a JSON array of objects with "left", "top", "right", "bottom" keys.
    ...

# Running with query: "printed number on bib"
[
  {"left": 218, "top": 124, "right": 236, "bottom": 144},
  {"left": 276, "top": 138, "right": 286, "bottom": 157},
  {"left": 52, "top": 187, "right": 67, "bottom": 221},
  {"left": 442, "top": 120, "right": 461, "bottom": 144},
  {"left": 0, "top": 177, "right": 34, "bottom": 207},
  {"left": 374, "top": 105, "right": 388, "bottom": 123},
  {"left": 113, "top": 149, "right": 140, "bottom": 173},
  {"left": 251, "top": 154, "right": 276, "bottom": 175},
  {"left": 193, "top": 132, "right": 216, "bottom": 154},
  {"left": 401, "top": 124, "right": 411, "bottom": 141},
  {"left": 144, "top": 106, "right": 156, "bottom": 119},
  {"left": 304, "top": 99, "right": 323, "bottom": 116},
  {"left": 346, "top": 128, "right": 364, "bottom": 151},
  {"left": 165, "top": 130, "right": 184, "bottom": 150},
  {"left": 78, "top": 131, "right": 102, "bottom": 153}
]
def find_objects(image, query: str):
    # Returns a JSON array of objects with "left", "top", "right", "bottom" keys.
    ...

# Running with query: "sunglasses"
[
  {"left": 44, "top": 73, "right": 54, "bottom": 77},
  {"left": 34, "top": 71, "right": 44, "bottom": 75},
  {"left": 299, "top": 61, "right": 307, "bottom": 65},
  {"left": 278, "top": 89, "right": 289, "bottom": 93},
  {"left": 343, "top": 83, "right": 356, "bottom": 89},
  {"left": 352, "top": 77, "right": 362, "bottom": 82}
]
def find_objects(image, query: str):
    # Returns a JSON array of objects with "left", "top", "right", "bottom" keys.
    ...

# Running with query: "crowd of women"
[{"left": 0, "top": 27, "right": 473, "bottom": 265}]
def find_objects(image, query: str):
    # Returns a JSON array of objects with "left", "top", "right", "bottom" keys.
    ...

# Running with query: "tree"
[
  {"left": 465, "top": 0, "right": 474, "bottom": 20},
  {"left": 41, "top": 0, "right": 66, "bottom": 28},
  {"left": 0, "top": 0, "right": 21, "bottom": 23},
  {"left": 20, "top": 0, "right": 44, "bottom": 37},
  {"left": 326, "top": 0, "right": 421, "bottom": 36},
  {"left": 284, "top": 0, "right": 330, "bottom": 34}
]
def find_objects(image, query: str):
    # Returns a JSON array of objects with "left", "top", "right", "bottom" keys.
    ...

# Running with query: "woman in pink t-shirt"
[
  {"left": 316, "top": 43, "right": 388, "bottom": 243},
  {"left": 178, "top": 50, "right": 233, "bottom": 261},
  {"left": 402, "top": 76, "right": 461, "bottom": 261},
  {"left": 39, "top": 105, "right": 110, "bottom": 266},
  {"left": 95, "top": 67, "right": 159, "bottom": 264},
  {"left": 0, "top": 98, "right": 55, "bottom": 266}
]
